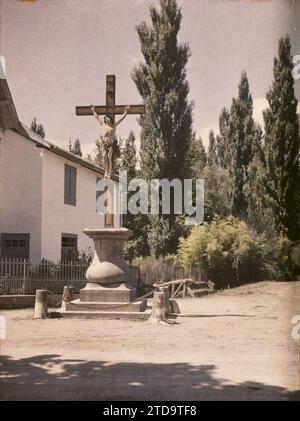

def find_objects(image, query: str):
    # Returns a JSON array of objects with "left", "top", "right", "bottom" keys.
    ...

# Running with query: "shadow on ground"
[{"left": 0, "top": 354, "right": 299, "bottom": 401}]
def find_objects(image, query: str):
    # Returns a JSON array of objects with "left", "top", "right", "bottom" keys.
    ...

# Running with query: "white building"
[{"left": 0, "top": 66, "right": 120, "bottom": 263}]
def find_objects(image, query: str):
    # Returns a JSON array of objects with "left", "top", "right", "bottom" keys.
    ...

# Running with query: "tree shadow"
[{"left": 0, "top": 354, "right": 299, "bottom": 401}]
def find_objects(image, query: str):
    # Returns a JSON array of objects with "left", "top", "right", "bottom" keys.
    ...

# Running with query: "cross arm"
[{"left": 76, "top": 105, "right": 145, "bottom": 116}]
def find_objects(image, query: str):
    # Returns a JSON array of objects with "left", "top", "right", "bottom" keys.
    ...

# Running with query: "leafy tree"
[
  {"left": 148, "top": 215, "right": 172, "bottom": 258},
  {"left": 119, "top": 131, "right": 137, "bottom": 179},
  {"left": 178, "top": 217, "right": 268, "bottom": 288},
  {"left": 132, "top": 0, "right": 193, "bottom": 254},
  {"left": 119, "top": 131, "right": 150, "bottom": 260},
  {"left": 207, "top": 129, "right": 218, "bottom": 166},
  {"left": 245, "top": 123, "right": 275, "bottom": 235},
  {"left": 31, "top": 117, "right": 45, "bottom": 138},
  {"left": 294, "top": 166, "right": 300, "bottom": 238},
  {"left": 202, "top": 164, "right": 231, "bottom": 221},
  {"left": 216, "top": 107, "right": 230, "bottom": 168},
  {"left": 187, "top": 132, "right": 207, "bottom": 178},
  {"left": 93, "top": 137, "right": 120, "bottom": 171},
  {"left": 227, "top": 72, "right": 257, "bottom": 220},
  {"left": 71, "top": 139, "right": 82, "bottom": 157},
  {"left": 132, "top": 0, "right": 192, "bottom": 181},
  {"left": 93, "top": 138, "right": 104, "bottom": 168},
  {"left": 263, "top": 36, "right": 300, "bottom": 241}
]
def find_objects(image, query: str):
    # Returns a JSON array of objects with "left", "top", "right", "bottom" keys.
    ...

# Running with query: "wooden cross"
[{"left": 75, "top": 74, "right": 145, "bottom": 122}]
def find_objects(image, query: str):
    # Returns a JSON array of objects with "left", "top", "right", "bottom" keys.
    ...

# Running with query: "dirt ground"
[{"left": 0, "top": 281, "right": 300, "bottom": 401}]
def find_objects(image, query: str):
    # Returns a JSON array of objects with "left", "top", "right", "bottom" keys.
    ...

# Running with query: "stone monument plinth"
[{"left": 60, "top": 228, "right": 150, "bottom": 320}]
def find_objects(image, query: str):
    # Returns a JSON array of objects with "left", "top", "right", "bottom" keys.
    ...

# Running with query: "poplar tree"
[
  {"left": 207, "top": 129, "right": 218, "bottom": 166},
  {"left": 132, "top": 0, "right": 193, "bottom": 254},
  {"left": 132, "top": 0, "right": 192, "bottom": 181},
  {"left": 31, "top": 117, "right": 45, "bottom": 138},
  {"left": 72, "top": 139, "right": 82, "bottom": 157},
  {"left": 187, "top": 132, "right": 207, "bottom": 178},
  {"left": 216, "top": 107, "right": 230, "bottom": 169},
  {"left": 119, "top": 132, "right": 150, "bottom": 259},
  {"left": 228, "top": 72, "right": 256, "bottom": 220},
  {"left": 263, "top": 36, "right": 300, "bottom": 240}
]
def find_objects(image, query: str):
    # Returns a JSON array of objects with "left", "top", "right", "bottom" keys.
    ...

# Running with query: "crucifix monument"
[
  {"left": 77, "top": 74, "right": 145, "bottom": 226},
  {"left": 76, "top": 74, "right": 145, "bottom": 178},
  {"left": 59, "top": 75, "right": 149, "bottom": 320}
]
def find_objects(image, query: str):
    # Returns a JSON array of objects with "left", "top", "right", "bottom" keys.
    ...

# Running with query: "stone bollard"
[
  {"left": 159, "top": 286, "right": 172, "bottom": 314},
  {"left": 33, "top": 290, "right": 48, "bottom": 319},
  {"left": 151, "top": 290, "right": 166, "bottom": 323},
  {"left": 61, "top": 286, "right": 74, "bottom": 310}
]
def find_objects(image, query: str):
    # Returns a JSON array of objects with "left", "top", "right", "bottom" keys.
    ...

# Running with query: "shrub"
[
  {"left": 267, "top": 237, "right": 300, "bottom": 280},
  {"left": 177, "top": 217, "right": 268, "bottom": 288}
]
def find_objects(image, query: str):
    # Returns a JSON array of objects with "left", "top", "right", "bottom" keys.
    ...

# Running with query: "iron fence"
[
  {"left": 0, "top": 258, "right": 88, "bottom": 295},
  {"left": 0, "top": 257, "right": 205, "bottom": 295}
]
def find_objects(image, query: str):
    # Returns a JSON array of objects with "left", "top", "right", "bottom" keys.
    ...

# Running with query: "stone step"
[
  {"left": 59, "top": 309, "right": 151, "bottom": 321},
  {"left": 64, "top": 299, "right": 147, "bottom": 312}
]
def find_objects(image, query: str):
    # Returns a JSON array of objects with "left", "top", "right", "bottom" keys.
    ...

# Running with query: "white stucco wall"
[
  {"left": 0, "top": 129, "right": 43, "bottom": 261},
  {"left": 41, "top": 150, "right": 120, "bottom": 262},
  {"left": 0, "top": 129, "right": 121, "bottom": 263}
]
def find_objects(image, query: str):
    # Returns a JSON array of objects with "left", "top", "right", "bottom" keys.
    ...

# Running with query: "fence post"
[{"left": 33, "top": 289, "right": 48, "bottom": 319}]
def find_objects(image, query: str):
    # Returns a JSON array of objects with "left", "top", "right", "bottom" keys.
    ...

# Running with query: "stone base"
[
  {"left": 59, "top": 309, "right": 151, "bottom": 320},
  {"left": 64, "top": 298, "right": 147, "bottom": 312},
  {"left": 58, "top": 228, "right": 150, "bottom": 320},
  {"left": 79, "top": 282, "right": 135, "bottom": 303},
  {"left": 59, "top": 282, "right": 150, "bottom": 320}
]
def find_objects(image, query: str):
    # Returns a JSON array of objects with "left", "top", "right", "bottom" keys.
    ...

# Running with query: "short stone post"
[
  {"left": 33, "top": 290, "right": 48, "bottom": 319},
  {"left": 151, "top": 290, "right": 166, "bottom": 323},
  {"left": 61, "top": 286, "right": 74, "bottom": 310},
  {"left": 159, "top": 286, "right": 172, "bottom": 314}
]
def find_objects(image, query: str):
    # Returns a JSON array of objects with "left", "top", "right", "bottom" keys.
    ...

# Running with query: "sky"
[{"left": 1, "top": 0, "right": 300, "bottom": 156}]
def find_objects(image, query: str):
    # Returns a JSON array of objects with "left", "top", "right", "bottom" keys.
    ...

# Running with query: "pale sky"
[{"left": 1, "top": 0, "right": 299, "bottom": 156}]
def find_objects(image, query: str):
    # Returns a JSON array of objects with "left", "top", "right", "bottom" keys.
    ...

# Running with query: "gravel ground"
[{"left": 0, "top": 281, "right": 299, "bottom": 400}]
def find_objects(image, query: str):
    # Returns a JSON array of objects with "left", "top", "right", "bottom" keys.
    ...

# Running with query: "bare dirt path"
[{"left": 0, "top": 281, "right": 299, "bottom": 400}]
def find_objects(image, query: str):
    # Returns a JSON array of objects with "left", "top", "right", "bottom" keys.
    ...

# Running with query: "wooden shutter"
[
  {"left": 64, "top": 164, "right": 70, "bottom": 204},
  {"left": 69, "top": 166, "right": 77, "bottom": 206}
]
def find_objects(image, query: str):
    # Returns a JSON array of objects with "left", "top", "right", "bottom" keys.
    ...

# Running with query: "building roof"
[
  {"left": 0, "top": 66, "right": 118, "bottom": 181},
  {"left": 18, "top": 122, "right": 114, "bottom": 179},
  {"left": 0, "top": 67, "right": 20, "bottom": 130}
]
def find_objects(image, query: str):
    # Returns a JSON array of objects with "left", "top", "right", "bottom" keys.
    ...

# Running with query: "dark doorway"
[{"left": 61, "top": 233, "right": 78, "bottom": 262}]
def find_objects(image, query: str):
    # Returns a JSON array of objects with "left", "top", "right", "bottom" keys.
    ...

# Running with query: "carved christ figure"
[{"left": 90, "top": 105, "right": 130, "bottom": 178}]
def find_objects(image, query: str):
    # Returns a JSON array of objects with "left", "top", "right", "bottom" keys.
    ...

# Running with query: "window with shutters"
[{"left": 64, "top": 164, "right": 77, "bottom": 206}]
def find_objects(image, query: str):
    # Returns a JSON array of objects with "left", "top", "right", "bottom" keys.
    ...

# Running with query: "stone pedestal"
[{"left": 60, "top": 228, "right": 150, "bottom": 320}]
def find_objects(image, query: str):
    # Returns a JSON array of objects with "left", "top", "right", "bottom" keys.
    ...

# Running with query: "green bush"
[
  {"left": 177, "top": 217, "right": 268, "bottom": 288},
  {"left": 267, "top": 237, "right": 300, "bottom": 280}
]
